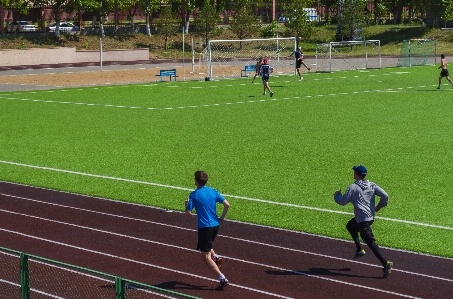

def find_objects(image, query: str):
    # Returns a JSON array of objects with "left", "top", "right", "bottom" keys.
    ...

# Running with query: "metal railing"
[{"left": 0, "top": 246, "right": 201, "bottom": 299}]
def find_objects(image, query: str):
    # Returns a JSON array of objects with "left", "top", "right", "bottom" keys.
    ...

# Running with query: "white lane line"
[
  {"left": 1, "top": 196, "right": 452, "bottom": 283},
  {"left": 0, "top": 227, "right": 295, "bottom": 299},
  {"left": 0, "top": 162, "right": 452, "bottom": 232},
  {"left": 0, "top": 208, "right": 426, "bottom": 299}
]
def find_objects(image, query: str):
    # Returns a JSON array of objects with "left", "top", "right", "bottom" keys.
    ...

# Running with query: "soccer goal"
[
  {"left": 316, "top": 40, "right": 381, "bottom": 72},
  {"left": 397, "top": 39, "right": 436, "bottom": 67},
  {"left": 204, "top": 37, "right": 297, "bottom": 79}
]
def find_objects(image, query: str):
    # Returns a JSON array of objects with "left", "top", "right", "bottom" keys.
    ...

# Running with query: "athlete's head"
[
  {"left": 441, "top": 54, "right": 445, "bottom": 59},
  {"left": 194, "top": 170, "right": 208, "bottom": 186},
  {"left": 263, "top": 58, "right": 268, "bottom": 64}
]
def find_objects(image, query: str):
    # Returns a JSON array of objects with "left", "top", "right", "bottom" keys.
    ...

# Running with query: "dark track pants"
[{"left": 346, "top": 217, "right": 387, "bottom": 266}]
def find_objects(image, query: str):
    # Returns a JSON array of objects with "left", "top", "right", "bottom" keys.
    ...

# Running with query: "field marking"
[
  {"left": 1, "top": 194, "right": 453, "bottom": 278},
  {"left": 0, "top": 210, "right": 428, "bottom": 298},
  {"left": 0, "top": 159, "right": 452, "bottom": 232},
  {"left": 0, "top": 226, "right": 294, "bottom": 299},
  {"left": 0, "top": 83, "right": 427, "bottom": 112}
]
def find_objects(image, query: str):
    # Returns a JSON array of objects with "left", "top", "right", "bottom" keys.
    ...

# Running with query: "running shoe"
[
  {"left": 270, "top": 91, "right": 273, "bottom": 97},
  {"left": 354, "top": 249, "right": 366, "bottom": 258},
  {"left": 215, "top": 279, "right": 229, "bottom": 291},
  {"left": 383, "top": 261, "right": 393, "bottom": 278}
]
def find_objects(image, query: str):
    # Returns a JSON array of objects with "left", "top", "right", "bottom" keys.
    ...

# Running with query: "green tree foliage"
[
  {"left": 193, "top": 0, "right": 221, "bottom": 45},
  {"left": 282, "top": 0, "right": 315, "bottom": 43},
  {"left": 138, "top": 0, "right": 161, "bottom": 36},
  {"left": 156, "top": 5, "right": 179, "bottom": 50},
  {"left": 442, "top": 0, "right": 453, "bottom": 23},
  {"left": 337, "top": 0, "right": 368, "bottom": 41},
  {"left": 229, "top": 1, "right": 261, "bottom": 40}
]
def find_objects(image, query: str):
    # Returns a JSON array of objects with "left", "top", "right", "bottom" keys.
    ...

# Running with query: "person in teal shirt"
[{"left": 185, "top": 170, "right": 230, "bottom": 290}]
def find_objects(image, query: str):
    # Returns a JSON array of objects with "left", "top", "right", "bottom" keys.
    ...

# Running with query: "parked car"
[
  {"left": 46, "top": 22, "right": 80, "bottom": 33},
  {"left": 278, "top": 16, "right": 289, "bottom": 23},
  {"left": 6, "top": 21, "right": 37, "bottom": 33}
]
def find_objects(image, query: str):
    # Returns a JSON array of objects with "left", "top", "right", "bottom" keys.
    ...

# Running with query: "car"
[
  {"left": 6, "top": 21, "right": 37, "bottom": 33},
  {"left": 278, "top": 16, "right": 289, "bottom": 23},
  {"left": 46, "top": 22, "right": 80, "bottom": 33}
]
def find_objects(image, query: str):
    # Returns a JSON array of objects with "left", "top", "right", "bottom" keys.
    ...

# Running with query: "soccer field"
[{"left": 1, "top": 66, "right": 452, "bottom": 258}]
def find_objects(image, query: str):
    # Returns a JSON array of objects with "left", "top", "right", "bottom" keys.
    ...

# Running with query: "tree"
[
  {"left": 156, "top": 5, "right": 179, "bottom": 50},
  {"left": 90, "top": 0, "right": 117, "bottom": 37},
  {"left": 282, "top": 0, "right": 315, "bottom": 43},
  {"left": 31, "top": 0, "right": 81, "bottom": 38},
  {"left": 122, "top": 0, "right": 140, "bottom": 29},
  {"left": 138, "top": 0, "right": 160, "bottom": 36},
  {"left": 193, "top": 0, "right": 221, "bottom": 45},
  {"left": 337, "top": 0, "right": 368, "bottom": 41},
  {"left": 0, "top": 0, "right": 30, "bottom": 33},
  {"left": 442, "top": 0, "right": 453, "bottom": 25},
  {"left": 229, "top": 0, "right": 261, "bottom": 40}
]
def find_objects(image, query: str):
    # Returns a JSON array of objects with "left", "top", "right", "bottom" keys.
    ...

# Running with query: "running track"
[{"left": 0, "top": 181, "right": 452, "bottom": 299}]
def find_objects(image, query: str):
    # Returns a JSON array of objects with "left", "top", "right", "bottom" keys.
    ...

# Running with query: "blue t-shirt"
[{"left": 186, "top": 186, "right": 226, "bottom": 228}]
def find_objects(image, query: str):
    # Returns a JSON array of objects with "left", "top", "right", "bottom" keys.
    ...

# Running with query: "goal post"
[
  {"left": 316, "top": 40, "right": 381, "bottom": 72},
  {"left": 397, "top": 39, "right": 436, "bottom": 67},
  {"left": 204, "top": 37, "right": 297, "bottom": 79}
]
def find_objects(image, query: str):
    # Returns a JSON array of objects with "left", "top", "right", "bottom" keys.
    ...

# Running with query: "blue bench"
[
  {"left": 241, "top": 65, "right": 256, "bottom": 77},
  {"left": 156, "top": 69, "right": 177, "bottom": 82}
]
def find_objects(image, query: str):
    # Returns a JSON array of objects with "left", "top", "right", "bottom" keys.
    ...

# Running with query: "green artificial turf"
[{"left": 1, "top": 66, "right": 453, "bottom": 257}]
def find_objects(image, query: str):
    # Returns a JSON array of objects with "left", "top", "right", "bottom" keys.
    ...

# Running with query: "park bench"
[
  {"left": 241, "top": 64, "right": 256, "bottom": 77},
  {"left": 156, "top": 69, "right": 177, "bottom": 82}
]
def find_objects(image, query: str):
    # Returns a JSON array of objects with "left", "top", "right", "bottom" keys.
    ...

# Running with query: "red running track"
[{"left": 0, "top": 181, "right": 452, "bottom": 299}]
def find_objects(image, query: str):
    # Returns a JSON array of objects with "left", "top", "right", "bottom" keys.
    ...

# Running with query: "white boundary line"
[
  {"left": 0, "top": 216, "right": 424, "bottom": 299},
  {"left": 3, "top": 181, "right": 453, "bottom": 263},
  {"left": 0, "top": 227, "right": 294, "bottom": 299},
  {"left": 1, "top": 160, "right": 452, "bottom": 231},
  {"left": 1, "top": 195, "right": 452, "bottom": 283}
]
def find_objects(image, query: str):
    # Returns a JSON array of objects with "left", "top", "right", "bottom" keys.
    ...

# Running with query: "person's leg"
[
  {"left": 439, "top": 76, "right": 442, "bottom": 88},
  {"left": 358, "top": 221, "right": 387, "bottom": 266},
  {"left": 447, "top": 76, "right": 453, "bottom": 85},
  {"left": 201, "top": 251, "right": 222, "bottom": 275},
  {"left": 346, "top": 218, "right": 363, "bottom": 252}
]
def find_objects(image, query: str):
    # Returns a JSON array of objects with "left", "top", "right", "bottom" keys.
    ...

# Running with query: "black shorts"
[
  {"left": 440, "top": 69, "right": 450, "bottom": 77},
  {"left": 196, "top": 225, "right": 219, "bottom": 252},
  {"left": 296, "top": 60, "right": 302, "bottom": 69},
  {"left": 348, "top": 218, "right": 376, "bottom": 243}
]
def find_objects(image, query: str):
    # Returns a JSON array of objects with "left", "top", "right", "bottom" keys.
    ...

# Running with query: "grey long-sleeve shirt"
[{"left": 334, "top": 180, "right": 388, "bottom": 223}]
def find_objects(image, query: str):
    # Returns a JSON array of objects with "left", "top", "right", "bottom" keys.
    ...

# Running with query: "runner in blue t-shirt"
[{"left": 185, "top": 170, "right": 230, "bottom": 290}]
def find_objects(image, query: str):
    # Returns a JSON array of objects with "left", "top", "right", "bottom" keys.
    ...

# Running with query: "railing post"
[
  {"left": 115, "top": 276, "right": 125, "bottom": 299},
  {"left": 20, "top": 253, "right": 30, "bottom": 299}
]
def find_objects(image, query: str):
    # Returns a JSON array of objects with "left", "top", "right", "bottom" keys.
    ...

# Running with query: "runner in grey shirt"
[{"left": 334, "top": 165, "right": 393, "bottom": 278}]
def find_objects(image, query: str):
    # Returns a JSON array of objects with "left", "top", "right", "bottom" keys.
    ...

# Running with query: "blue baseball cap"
[{"left": 352, "top": 165, "right": 367, "bottom": 176}]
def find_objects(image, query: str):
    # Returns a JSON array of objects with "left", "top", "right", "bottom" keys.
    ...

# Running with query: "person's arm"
[
  {"left": 218, "top": 199, "right": 230, "bottom": 221},
  {"left": 185, "top": 198, "right": 192, "bottom": 215},
  {"left": 374, "top": 185, "right": 388, "bottom": 212},
  {"left": 334, "top": 186, "right": 353, "bottom": 206}
]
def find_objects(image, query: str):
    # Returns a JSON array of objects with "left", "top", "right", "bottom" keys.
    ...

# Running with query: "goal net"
[
  {"left": 397, "top": 39, "right": 436, "bottom": 67},
  {"left": 203, "top": 37, "right": 297, "bottom": 79},
  {"left": 316, "top": 40, "right": 381, "bottom": 72}
]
